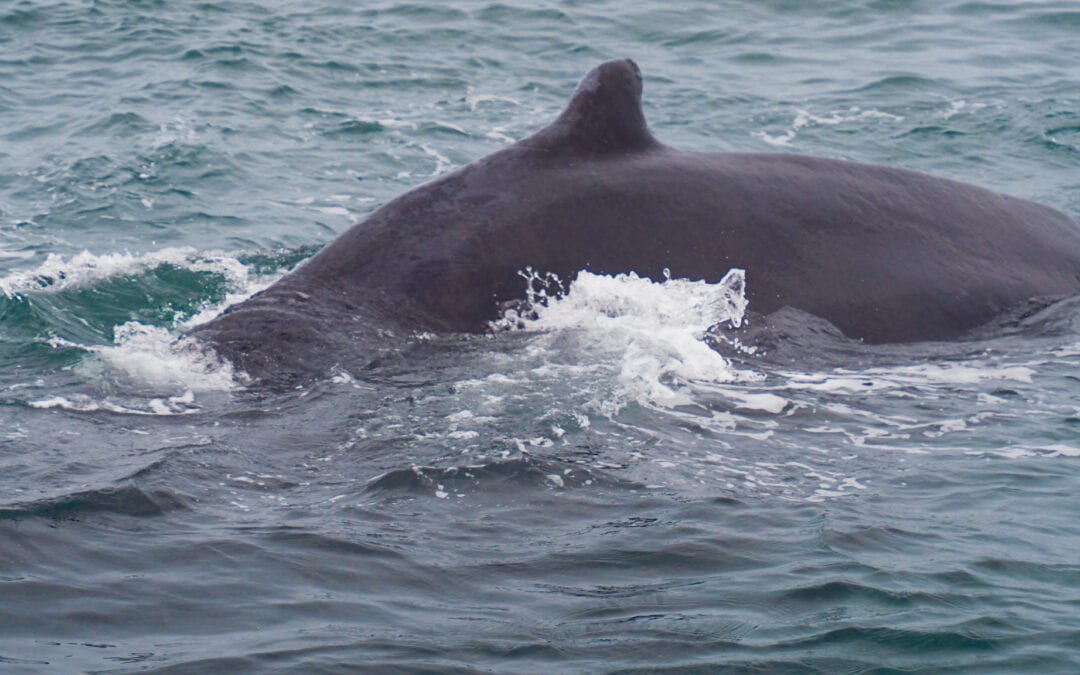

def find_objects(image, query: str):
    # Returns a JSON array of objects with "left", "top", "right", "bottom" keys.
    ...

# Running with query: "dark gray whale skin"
[{"left": 191, "top": 58, "right": 1080, "bottom": 385}]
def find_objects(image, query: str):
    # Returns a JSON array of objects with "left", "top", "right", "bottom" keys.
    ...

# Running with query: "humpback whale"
[{"left": 192, "top": 58, "right": 1080, "bottom": 385}]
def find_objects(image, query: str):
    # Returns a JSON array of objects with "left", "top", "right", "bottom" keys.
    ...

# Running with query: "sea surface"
[{"left": 2, "top": 1, "right": 1080, "bottom": 672}]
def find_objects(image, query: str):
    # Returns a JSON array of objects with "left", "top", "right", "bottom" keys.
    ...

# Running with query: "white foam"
[
  {"left": 374, "top": 117, "right": 418, "bottom": 130},
  {"left": 432, "top": 120, "right": 468, "bottom": 136},
  {"left": 0, "top": 247, "right": 251, "bottom": 297},
  {"left": 465, "top": 87, "right": 521, "bottom": 111},
  {"left": 941, "top": 99, "right": 988, "bottom": 120},
  {"left": 784, "top": 363, "right": 1034, "bottom": 394},
  {"left": 725, "top": 391, "right": 789, "bottom": 414},
  {"left": 5, "top": 245, "right": 290, "bottom": 390},
  {"left": 29, "top": 390, "right": 201, "bottom": 416},
  {"left": 94, "top": 321, "right": 244, "bottom": 391},
  {"left": 1035, "top": 445, "right": 1080, "bottom": 458},
  {"left": 485, "top": 126, "right": 517, "bottom": 144},
  {"left": 495, "top": 268, "right": 754, "bottom": 409},
  {"left": 756, "top": 107, "right": 904, "bottom": 147},
  {"left": 313, "top": 206, "right": 352, "bottom": 217},
  {"left": 152, "top": 116, "right": 197, "bottom": 149},
  {"left": 420, "top": 144, "right": 454, "bottom": 175}
]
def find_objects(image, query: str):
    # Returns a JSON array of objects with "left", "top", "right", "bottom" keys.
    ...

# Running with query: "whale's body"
[{"left": 192, "top": 59, "right": 1080, "bottom": 385}]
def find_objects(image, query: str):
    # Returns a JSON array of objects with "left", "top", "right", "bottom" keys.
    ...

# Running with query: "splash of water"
[
  {"left": 495, "top": 268, "right": 754, "bottom": 408},
  {"left": 3, "top": 248, "right": 277, "bottom": 393}
]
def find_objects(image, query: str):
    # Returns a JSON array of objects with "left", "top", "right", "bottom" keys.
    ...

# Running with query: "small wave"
[
  {"left": 465, "top": 87, "right": 521, "bottom": 112},
  {"left": 0, "top": 246, "right": 35, "bottom": 260},
  {"left": 850, "top": 75, "right": 944, "bottom": 94},
  {"left": 0, "top": 246, "right": 295, "bottom": 390},
  {"left": 261, "top": 529, "right": 405, "bottom": 559},
  {"left": 1016, "top": 9, "right": 1080, "bottom": 28},
  {"left": 772, "top": 579, "right": 958, "bottom": 609},
  {"left": 74, "top": 111, "right": 153, "bottom": 138},
  {"left": 363, "top": 458, "right": 626, "bottom": 501},
  {"left": 778, "top": 624, "right": 1002, "bottom": 652},
  {"left": 0, "top": 484, "right": 187, "bottom": 520},
  {"left": 329, "top": 119, "right": 385, "bottom": 137},
  {"left": 0, "top": 247, "right": 250, "bottom": 298}
]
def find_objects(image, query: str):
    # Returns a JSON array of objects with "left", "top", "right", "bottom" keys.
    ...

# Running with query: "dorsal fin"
[{"left": 524, "top": 59, "right": 661, "bottom": 155}]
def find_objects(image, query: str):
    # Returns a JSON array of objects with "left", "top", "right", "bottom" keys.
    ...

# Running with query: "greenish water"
[{"left": 2, "top": 1, "right": 1080, "bottom": 672}]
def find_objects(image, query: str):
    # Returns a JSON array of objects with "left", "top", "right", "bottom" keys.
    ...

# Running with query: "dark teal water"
[{"left": 3, "top": 1, "right": 1080, "bottom": 672}]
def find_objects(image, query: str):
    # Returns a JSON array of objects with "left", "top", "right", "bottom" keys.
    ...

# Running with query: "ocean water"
[{"left": 3, "top": 0, "right": 1080, "bottom": 671}]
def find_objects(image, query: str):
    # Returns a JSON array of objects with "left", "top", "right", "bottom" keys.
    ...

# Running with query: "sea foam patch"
[
  {"left": 495, "top": 268, "right": 755, "bottom": 408},
  {"left": 0, "top": 247, "right": 251, "bottom": 297},
  {"left": 4, "top": 247, "right": 284, "bottom": 391},
  {"left": 782, "top": 362, "right": 1035, "bottom": 394},
  {"left": 755, "top": 107, "right": 904, "bottom": 147},
  {"left": 95, "top": 321, "right": 245, "bottom": 391}
]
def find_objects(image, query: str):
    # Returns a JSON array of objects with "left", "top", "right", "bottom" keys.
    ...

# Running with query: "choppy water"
[{"left": 3, "top": 1, "right": 1080, "bottom": 672}]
